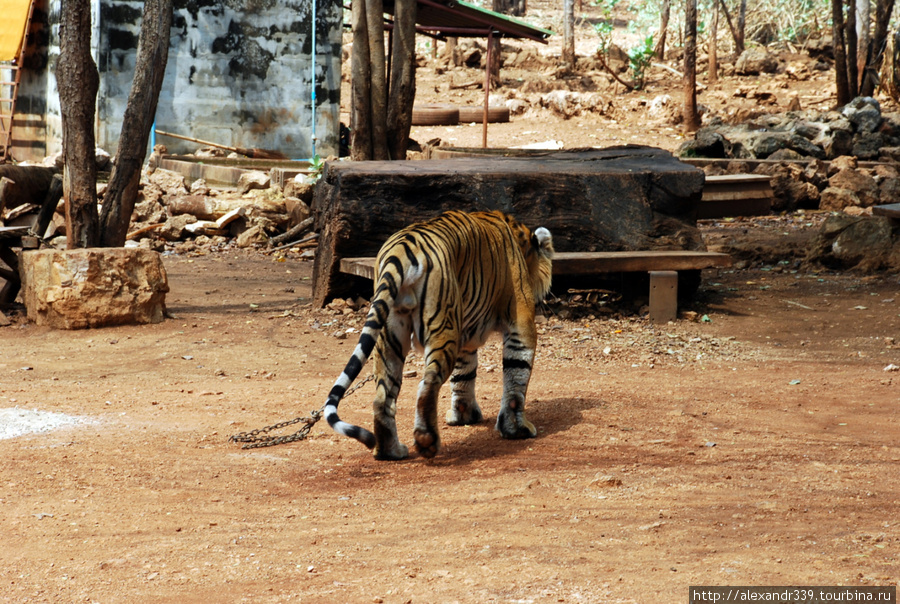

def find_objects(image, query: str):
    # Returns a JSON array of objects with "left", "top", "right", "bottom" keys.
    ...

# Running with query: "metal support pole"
[{"left": 483, "top": 30, "right": 493, "bottom": 148}]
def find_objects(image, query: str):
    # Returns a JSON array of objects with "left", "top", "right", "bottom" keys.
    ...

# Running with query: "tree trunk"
[
  {"left": 857, "top": 0, "right": 870, "bottom": 85},
  {"left": 365, "top": 0, "right": 390, "bottom": 160},
  {"left": 846, "top": 0, "right": 859, "bottom": 98},
  {"left": 683, "top": 0, "right": 700, "bottom": 131},
  {"left": 833, "top": 0, "right": 852, "bottom": 106},
  {"left": 654, "top": 0, "right": 670, "bottom": 59},
  {"left": 708, "top": 0, "right": 719, "bottom": 85},
  {"left": 386, "top": 0, "right": 417, "bottom": 160},
  {"left": 350, "top": 0, "right": 374, "bottom": 160},
  {"left": 562, "top": 0, "right": 575, "bottom": 70},
  {"left": 860, "top": 0, "right": 894, "bottom": 96},
  {"left": 735, "top": 0, "right": 747, "bottom": 56},
  {"left": 99, "top": 0, "right": 172, "bottom": 248},
  {"left": 57, "top": 0, "right": 100, "bottom": 249},
  {"left": 493, "top": 0, "right": 526, "bottom": 17}
]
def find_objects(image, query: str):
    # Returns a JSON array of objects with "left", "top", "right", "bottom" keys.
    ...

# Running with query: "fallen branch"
[
  {"left": 268, "top": 216, "right": 314, "bottom": 248},
  {"left": 126, "top": 223, "right": 164, "bottom": 240},
  {"left": 450, "top": 79, "right": 482, "bottom": 90},
  {"left": 651, "top": 63, "right": 707, "bottom": 90},
  {"left": 267, "top": 232, "right": 318, "bottom": 254},
  {"left": 596, "top": 53, "right": 636, "bottom": 91}
]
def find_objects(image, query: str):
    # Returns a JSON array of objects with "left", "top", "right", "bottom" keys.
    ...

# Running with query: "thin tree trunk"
[
  {"left": 684, "top": 0, "right": 700, "bottom": 131},
  {"left": 654, "top": 0, "right": 670, "bottom": 59},
  {"left": 860, "top": 0, "right": 892, "bottom": 96},
  {"left": 833, "top": 0, "right": 852, "bottom": 106},
  {"left": 857, "top": 0, "right": 870, "bottom": 86},
  {"left": 735, "top": 0, "right": 747, "bottom": 56},
  {"left": 365, "top": 0, "right": 390, "bottom": 160},
  {"left": 493, "top": 0, "right": 526, "bottom": 16},
  {"left": 99, "top": 0, "right": 172, "bottom": 248},
  {"left": 57, "top": 0, "right": 100, "bottom": 249},
  {"left": 846, "top": 0, "right": 859, "bottom": 98},
  {"left": 562, "top": 0, "right": 575, "bottom": 69},
  {"left": 350, "top": 0, "right": 373, "bottom": 160},
  {"left": 386, "top": 0, "right": 417, "bottom": 160},
  {"left": 709, "top": 0, "right": 719, "bottom": 85}
]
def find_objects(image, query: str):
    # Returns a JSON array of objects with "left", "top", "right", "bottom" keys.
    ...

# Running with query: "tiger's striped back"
[{"left": 323, "top": 210, "right": 553, "bottom": 459}]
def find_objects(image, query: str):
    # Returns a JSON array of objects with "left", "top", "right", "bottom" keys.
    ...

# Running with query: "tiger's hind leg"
[
  {"left": 495, "top": 324, "right": 539, "bottom": 440},
  {"left": 446, "top": 349, "right": 483, "bottom": 426},
  {"left": 413, "top": 347, "right": 457, "bottom": 458},
  {"left": 372, "top": 314, "right": 411, "bottom": 461}
]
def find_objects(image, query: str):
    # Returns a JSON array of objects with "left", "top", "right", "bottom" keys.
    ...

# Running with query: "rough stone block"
[{"left": 21, "top": 248, "right": 169, "bottom": 329}]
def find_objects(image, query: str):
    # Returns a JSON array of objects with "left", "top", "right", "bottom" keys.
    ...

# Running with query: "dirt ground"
[
  {"left": 3, "top": 218, "right": 900, "bottom": 602},
  {"left": 3, "top": 4, "right": 900, "bottom": 602}
]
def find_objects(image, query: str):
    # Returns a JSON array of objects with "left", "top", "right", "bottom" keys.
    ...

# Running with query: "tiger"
[{"left": 323, "top": 210, "right": 554, "bottom": 460}]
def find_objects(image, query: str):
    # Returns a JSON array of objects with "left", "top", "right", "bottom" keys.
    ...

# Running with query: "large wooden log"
[{"left": 312, "top": 145, "right": 706, "bottom": 306}]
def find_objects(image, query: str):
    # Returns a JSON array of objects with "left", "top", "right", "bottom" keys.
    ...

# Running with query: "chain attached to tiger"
[
  {"left": 229, "top": 374, "right": 375, "bottom": 449},
  {"left": 232, "top": 210, "right": 554, "bottom": 460}
]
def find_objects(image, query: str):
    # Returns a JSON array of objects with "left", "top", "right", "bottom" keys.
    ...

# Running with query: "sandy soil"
[
  {"left": 2, "top": 222, "right": 899, "bottom": 602},
  {"left": 3, "top": 4, "right": 900, "bottom": 601}
]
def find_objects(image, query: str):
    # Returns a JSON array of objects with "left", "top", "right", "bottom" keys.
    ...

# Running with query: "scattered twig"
[{"left": 784, "top": 300, "right": 814, "bottom": 310}]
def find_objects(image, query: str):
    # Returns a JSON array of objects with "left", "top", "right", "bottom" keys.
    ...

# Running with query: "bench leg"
[{"left": 649, "top": 270, "right": 678, "bottom": 323}]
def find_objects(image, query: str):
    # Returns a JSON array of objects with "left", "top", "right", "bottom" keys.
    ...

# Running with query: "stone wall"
[{"left": 11, "top": 0, "right": 341, "bottom": 162}]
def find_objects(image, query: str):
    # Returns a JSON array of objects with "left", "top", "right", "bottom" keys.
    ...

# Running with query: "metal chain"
[{"left": 228, "top": 373, "right": 375, "bottom": 449}]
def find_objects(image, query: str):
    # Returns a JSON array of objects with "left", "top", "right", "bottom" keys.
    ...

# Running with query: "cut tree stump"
[{"left": 313, "top": 146, "right": 707, "bottom": 306}]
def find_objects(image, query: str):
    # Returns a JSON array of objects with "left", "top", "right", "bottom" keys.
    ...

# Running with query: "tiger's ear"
[{"left": 532, "top": 227, "right": 553, "bottom": 257}]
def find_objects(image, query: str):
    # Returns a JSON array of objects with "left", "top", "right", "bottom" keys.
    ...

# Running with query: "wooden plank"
[
  {"left": 340, "top": 250, "right": 733, "bottom": 281},
  {"left": 699, "top": 174, "right": 773, "bottom": 218},
  {"left": 873, "top": 203, "right": 900, "bottom": 219}
]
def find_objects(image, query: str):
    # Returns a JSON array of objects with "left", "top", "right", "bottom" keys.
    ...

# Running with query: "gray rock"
[
  {"left": 735, "top": 48, "right": 779, "bottom": 74},
  {"left": 842, "top": 96, "right": 882, "bottom": 133}
]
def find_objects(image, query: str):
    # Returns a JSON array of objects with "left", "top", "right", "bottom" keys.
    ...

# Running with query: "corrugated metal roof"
[{"left": 383, "top": 0, "right": 553, "bottom": 43}]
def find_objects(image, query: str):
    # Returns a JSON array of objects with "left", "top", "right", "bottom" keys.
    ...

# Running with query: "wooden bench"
[
  {"left": 873, "top": 203, "right": 900, "bottom": 223},
  {"left": 340, "top": 250, "right": 733, "bottom": 323}
]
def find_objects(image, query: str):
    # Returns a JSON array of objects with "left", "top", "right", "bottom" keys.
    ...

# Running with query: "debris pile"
[{"left": 123, "top": 163, "right": 318, "bottom": 256}]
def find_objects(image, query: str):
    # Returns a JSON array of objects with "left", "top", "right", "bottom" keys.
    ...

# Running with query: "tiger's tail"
[{"left": 322, "top": 273, "right": 397, "bottom": 449}]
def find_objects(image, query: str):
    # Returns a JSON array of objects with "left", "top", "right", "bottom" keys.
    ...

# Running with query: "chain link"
[{"left": 228, "top": 374, "right": 375, "bottom": 449}]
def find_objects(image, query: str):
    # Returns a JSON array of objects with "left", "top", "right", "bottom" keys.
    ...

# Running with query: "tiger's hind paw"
[
  {"left": 413, "top": 428, "right": 441, "bottom": 458},
  {"left": 495, "top": 411, "right": 538, "bottom": 440},
  {"left": 374, "top": 441, "right": 409, "bottom": 461}
]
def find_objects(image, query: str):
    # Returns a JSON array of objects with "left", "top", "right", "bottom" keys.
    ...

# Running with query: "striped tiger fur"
[{"left": 324, "top": 210, "right": 554, "bottom": 460}]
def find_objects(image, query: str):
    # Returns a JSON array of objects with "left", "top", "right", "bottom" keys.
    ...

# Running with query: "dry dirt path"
[{"left": 1, "top": 244, "right": 898, "bottom": 603}]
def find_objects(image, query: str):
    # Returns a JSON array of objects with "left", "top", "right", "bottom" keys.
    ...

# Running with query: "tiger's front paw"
[
  {"left": 374, "top": 441, "right": 409, "bottom": 461},
  {"left": 446, "top": 401, "right": 483, "bottom": 426},
  {"left": 413, "top": 428, "right": 441, "bottom": 458},
  {"left": 495, "top": 411, "right": 538, "bottom": 440}
]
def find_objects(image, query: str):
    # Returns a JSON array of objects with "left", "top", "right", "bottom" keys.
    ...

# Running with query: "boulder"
[
  {"left": 807, "top": 215, "right": 895, "bottom": 271},
  {"left": 735, "top": 48, "right": 779, "bottom": 74},
  {"left": 842, "top": 96, "right": 882, "bottom": 133},
  {"left": 158, "top": 214, "right": 198, "bottom": 241},
  {"left": 20, "top": 248, "right": 168, "bottom": 329},
  {"left": 826, "top": 168, "right": 880, "bottom": 207},
  {"left": 238, "top": 171, "right": 271, "bottom": 194}
]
